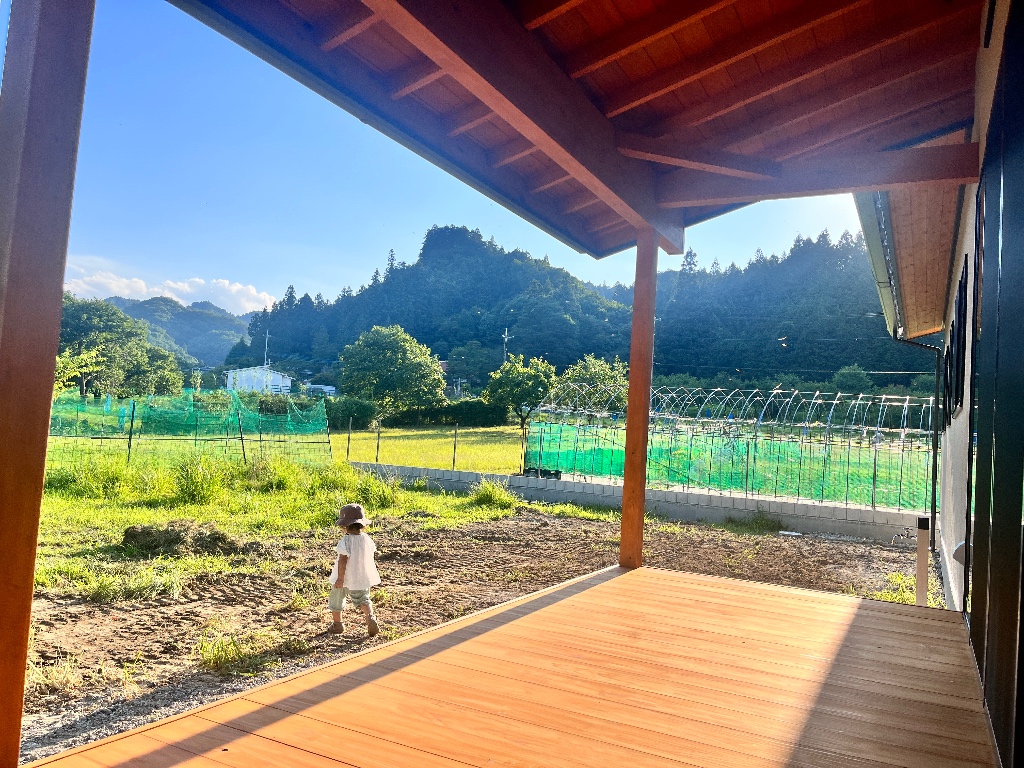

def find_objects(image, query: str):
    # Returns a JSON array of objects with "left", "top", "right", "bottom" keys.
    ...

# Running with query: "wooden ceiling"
[{"left": 169, "top": 0, "right": 984, "bottom": 260}]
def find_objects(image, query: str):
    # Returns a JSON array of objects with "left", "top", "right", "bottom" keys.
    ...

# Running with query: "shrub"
[
  {"left": 326, "top": 396, "right": 378, "bottom": 430},
  {"left": 383, "top": 399, "right": 510, "bottom": 427},
  {"left": 174, "top": 454, "right": 221, "bottom": 504},
  {"left": 469, "top": 479, "right": 520, "bottom": 509},
  {"left": 306, "top": 463, "right": 357, "bottom": 497},
  {"left": 356, "top": 471, "right": 397, "bottom": 509},
  {"left": 245, "top": 455, "right": 299, "bottom": 493}
]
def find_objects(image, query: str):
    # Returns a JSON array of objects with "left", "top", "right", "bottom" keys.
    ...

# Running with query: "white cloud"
[{"left": 64, "top": 270, "right": 276, "bottom": 315}]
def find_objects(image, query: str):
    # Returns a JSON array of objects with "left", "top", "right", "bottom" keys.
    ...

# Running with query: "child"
[{"left": 328, "top": 503, "right": 381, "bottom": 637}]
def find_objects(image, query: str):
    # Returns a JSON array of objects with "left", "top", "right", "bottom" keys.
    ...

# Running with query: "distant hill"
[
  {"left": 106, "top": 296, "right": 249, "bottom": 367},
  {"left": 226, "top": 225, "right": 933, "bottom": 391}
]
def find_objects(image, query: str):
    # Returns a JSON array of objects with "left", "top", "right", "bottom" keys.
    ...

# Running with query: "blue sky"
[{"left": 57, "top": 0, "right": 863, "bottom": 314}]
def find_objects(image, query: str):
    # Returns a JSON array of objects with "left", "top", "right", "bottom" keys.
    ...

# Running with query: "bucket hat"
[{"left": 338, "top": 503, "right": 371, "bottom": 527}]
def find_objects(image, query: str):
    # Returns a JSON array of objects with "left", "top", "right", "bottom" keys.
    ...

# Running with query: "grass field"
[
  {"left": 35, "top": 451, "right": 604, "bottom": 604},
  {"left": 334, "top": 426, "right": 523, "bottom": 474}
]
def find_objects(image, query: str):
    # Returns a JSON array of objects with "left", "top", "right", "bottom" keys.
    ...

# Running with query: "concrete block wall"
[{"left": 350, "top": 462, "right": 922, "bottom": 543}]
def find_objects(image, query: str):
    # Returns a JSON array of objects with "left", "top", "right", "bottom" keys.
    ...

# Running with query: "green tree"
[
  {"left": 832, "top": 364, "right": 875, "bottom": 394},
  {"left": 122, "top": 346, "right": 185, "bottom": 396},
  {"left": 59, "top": 293, "right": 150, "bottom": 395},
  {"left": 484, "top": 354, "right": 557, "bottom": 429},
  {"left": 446, "top": 341, "right": 501, "bottom": 390},
  {"left": 53, "top": 348, "right": 102, "bottom": 400},
  {"left": 339, "top": 325, "right": 446, "bottom": 416},
  {"left": 559, "top": 354, "right": 630, "bottom": 412}
]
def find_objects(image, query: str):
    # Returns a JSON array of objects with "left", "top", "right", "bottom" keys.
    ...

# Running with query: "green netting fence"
[
  {"left": 525, "top": 385, "right": 937, "bottom": 512},
  {"left": 47, "top": 390, "right": 331, "bottom": 468}
]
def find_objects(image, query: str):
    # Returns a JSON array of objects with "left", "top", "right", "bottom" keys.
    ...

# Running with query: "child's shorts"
[{"left": 329, "top": 587, "right": 372, "bottom": 612}]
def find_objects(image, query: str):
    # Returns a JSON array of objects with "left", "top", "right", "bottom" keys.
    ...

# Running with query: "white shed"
[{"left": 224, "top": 366, "right": 293, "bottom": 394}]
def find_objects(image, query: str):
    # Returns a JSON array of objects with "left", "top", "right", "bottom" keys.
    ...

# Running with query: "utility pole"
[
  {"left": 454, "top": 377, "right": 467, "bottom": 399},
  {"left": 264, "top": 329, "right": 271, "bottom": 367},
  {"left": 502, "top": 328, "right": 514, "bottom": 362}
]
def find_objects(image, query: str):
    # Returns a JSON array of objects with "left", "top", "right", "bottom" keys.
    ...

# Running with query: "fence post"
[
  {"left": 871, "top": 443, "right": 878, "bottom": 509},
  {"left": 126, "top": 400, "right": 136, "bottom": 465},
  {"left": 916, "top": 517, "right": 930, "bottom": 606},
  {"left": 452, "top": 422, "right": 459, "bottom": 471},
  {"left": 237, "top": 411, "right": 247, "bottom": 465},
  {"left": 346, "top": 416, "right": 352, "bottom": 462},
  {"left": 520, "top": 425, "right": 526, "bottom": 474},
  {"left": 375, "top": 422, "right": 381, "bottom": 464}
]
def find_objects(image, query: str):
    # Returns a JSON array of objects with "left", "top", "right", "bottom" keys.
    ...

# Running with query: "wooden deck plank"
[{"left": 29, "top": 567, "right": 998, "bottom": 768}]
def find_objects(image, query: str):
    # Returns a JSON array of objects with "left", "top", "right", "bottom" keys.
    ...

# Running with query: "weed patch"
[
  {"left": 722, "top": 511, "right": 783, "bottom": 536},
  {"left": 469, "top": 479, "right": 520, "bottom": 509}
]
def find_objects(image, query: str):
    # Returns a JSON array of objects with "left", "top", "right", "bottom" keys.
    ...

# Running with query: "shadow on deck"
[{"left": 30, "top": 567, "right": 998, "bottom": 768}]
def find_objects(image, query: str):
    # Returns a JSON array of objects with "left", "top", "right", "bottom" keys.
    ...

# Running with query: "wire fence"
[
  {"left": 47, "top": 390, "right": 332, "bottom": 468},
  {"left": 525, "top": 385, "right": 936, "bottom": 512}
]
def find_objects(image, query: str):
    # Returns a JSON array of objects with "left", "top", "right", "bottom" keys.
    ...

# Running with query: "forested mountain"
[
  {"left": 228, "top": 225, "right": 631, "bottom": 374},
  {"left": 225, "top": 225, "right": 933, "bottom": 391},
  {"left": 106, "top": 296, "right": 249, "bottom": 367}
]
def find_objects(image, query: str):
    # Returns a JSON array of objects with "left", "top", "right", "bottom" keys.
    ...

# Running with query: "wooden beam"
[
  {"left": 651, "top": 0, "right": 980, "bottom": 136},
  {"left": 656, "top": 144, "right": 980, "bottom": 208},
  {"left": 617, "top": 132, "right": 779, "bottom": 180},
  {"left": 445, "top": 102, "right": 493, "bottom": 137},
  {"left": 489, "top": 136, "right": 540, "bottom": 168},
  {"left": 583, "top": 208, "right": 625, "bottom": 233},
  {"left": 519, "top": 0, "right": 585, "bottom": 30},
  {"left": 710, "top": 42, "right": 976, "bottom": 153},
  {"left": 562, "top": 192, "right": 601, "bottom": 214},
  {"left": 767, "top": 80, "right": 975, "bottom": 162},
  {"left": 389, "top": 58, "right": 444, "bottom": 99},
  {"left": 528, "top": 167, "right": 572, "bottom": 194},
  {"left": 564, "top": 0, "right": 732, "bottom": 79},
  {"left": 602, "top": 0, "right": 868, "bottom": 118},
  {"left": 320, "top": 3, "right": 377, "bottom": 51},
  {"left": 620, "top": 228, "right": 658, "bottom": 569},
  {"left": 0, "top": 1, "right": 95, "bottom": 763},
  {"left": 361, "top": 0, "right": 684, "bottom": 249}
]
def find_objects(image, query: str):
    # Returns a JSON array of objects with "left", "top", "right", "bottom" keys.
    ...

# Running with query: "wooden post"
[
  {"left": 0, "top": 1, "right": 95, "bottom": 762},
  {"left": 916, "top": 517, "right": 930, "bottom": 607},
  {"left": 452, "top": 422, "right": 459, "bottom": 471},
  {"left": 346, "top": 415, "right": 353, "bottom": 461},
  {"left": 620, "top": 228, "right": 658, "bottom": 569}
]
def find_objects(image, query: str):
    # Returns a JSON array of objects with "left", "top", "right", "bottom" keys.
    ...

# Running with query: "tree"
[
  {"left": 339, "top": 325, "right": 446, "bottom": 416},
  {"left": 559, "top": 354, "right": 629, "bottom": 412},
  {"left": 832, "top": 364, "right": 875, "bottom": 394},
  {"left": 484, "top": 354, "right": 557, "bottom": 429},
  {"left": 53, "top": 348, "right": 102, "bottom": 400},
  {"left": 122, "top": 346, "right": 185, "bottom": 396},
  {"left": 59, "top": 293, "right": 150, "bottom": 395},
  {"left": 446, "top": 341, "right": 501, "bottom": 390}
]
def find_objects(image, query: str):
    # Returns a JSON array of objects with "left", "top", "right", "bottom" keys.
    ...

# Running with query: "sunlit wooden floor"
[{"left": 32, "top": 566, "right": 998, "bottom": 768}]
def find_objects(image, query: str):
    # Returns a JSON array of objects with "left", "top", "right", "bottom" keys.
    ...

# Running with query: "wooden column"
[
  {"left": 0, "top": 1, "right": 94, "bottom": 763},
  {"left": 620, "top": 227, "right": 658, "bottom": 568}
]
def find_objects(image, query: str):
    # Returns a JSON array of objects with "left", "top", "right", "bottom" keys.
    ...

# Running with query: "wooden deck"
[{"left": 31, "top": 567, "right": 998, "bottom": 768}]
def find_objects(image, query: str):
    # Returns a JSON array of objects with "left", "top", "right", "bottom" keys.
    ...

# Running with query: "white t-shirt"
[{"left": 328, "top": 533, "right": 381, "bottom": 591}]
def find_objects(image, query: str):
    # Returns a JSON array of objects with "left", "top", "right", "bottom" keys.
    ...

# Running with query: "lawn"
[{"left": 334, "top": 425, "right": 524, "bottom": 474}]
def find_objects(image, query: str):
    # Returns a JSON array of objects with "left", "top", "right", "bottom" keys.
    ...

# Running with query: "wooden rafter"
[
  {"left": 528, "top": 167, "right": 572, "bottom": 193},
  {"left": 655, "top": 144, "right": 980, "bottom": 208},
  {"left": 602, "top": 0, "right": 868, "bottom": 118},
  {"left": 388, "top": 59, "right": 444, "bottom": 99},
  {"left": 652, "top": 1, "right": 980, "bottom": 137},
  {"left": 489, "top": 137, "right": 540, "bottom": 168},
  {"left": 617, "top": 132, "right": 779, "bottom": 180},
  {"left": 518, "top": 0, "right": 585, "bottom": 30},
  {"left": 564, "top": 0, "right": 732, "bottom": 79},
  {"left": 319, "top": 2, "right": 377, "bottom": 51},
  {"left": 562, "top": 191, "right": 601, "bottom": 214},
  {"left": 767, "top": 79, "right": 976, "bottom": 162},
  {"left": 360, "top": 0, "right": 684, "bottom": 250},
  {"left": 445, "top": 102, "right": 493, "bottom": 137},
  {"left": 710, "top": 43, "right": 975, "bottom": 154}
]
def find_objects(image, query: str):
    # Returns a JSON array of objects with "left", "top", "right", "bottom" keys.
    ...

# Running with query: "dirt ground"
[{"left": 21, "top": 508, "right": 938, "bottom": 764}]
